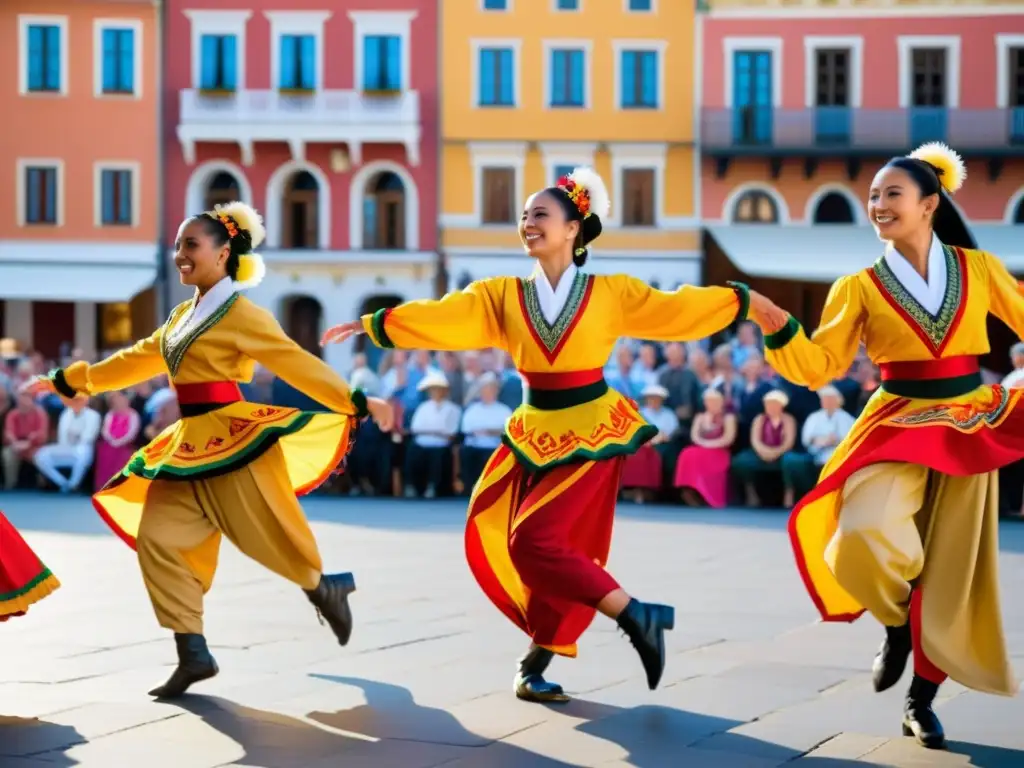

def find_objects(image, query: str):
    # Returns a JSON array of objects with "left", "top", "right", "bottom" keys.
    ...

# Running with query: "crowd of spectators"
[{"left": 2, "top": 331, "right": 1023, "bottom": 516}]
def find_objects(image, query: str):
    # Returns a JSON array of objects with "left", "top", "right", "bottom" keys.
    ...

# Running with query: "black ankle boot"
[
  {"left": 148, "top": 633, "right": 219, "bottom": 699},
  {"left": 872, "top": 622, "right": 911, "bottom": 692},
  {"left": 615, "top": 598, "right": 675, "bottom": 690},
  {"left": 514, "top": 645, "right": 569, "bottom": 703},
  {"left": 902, "top": 675, "right": 946, "bottom": 749},
  {"left": 305, "top": 572, "right": 356, "bottom": 645}
]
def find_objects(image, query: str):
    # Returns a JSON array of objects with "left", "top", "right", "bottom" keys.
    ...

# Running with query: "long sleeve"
[
  {"left": 236, "top": 302, "right": 361, "bottom": 417},
  {"left": 361, "top": 279, "right": 506, "bottom": 352},
  {"left": 985, "top": 251, "right": 1024, "bottom": 340},
  {"left": 79, "top": 409, "right": 102, "bottom": 445},
  {"left": 617, "top": 276, "right": 748, "bottom": 342},
  {"left": 764, "top": 275, "right": 865, "bottom": 391},
  {"left": 57, "top": 327, "right": 167, "bottom": 396}
]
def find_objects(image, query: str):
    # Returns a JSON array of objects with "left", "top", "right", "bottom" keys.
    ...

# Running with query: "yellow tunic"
[
  {"left": 55, "top": 293, "right": 361, "bottom": 548},
  {"left": 765, "top": 245, "right": 1024, "bottom": 694},
  {"left": 361, "top": 272, "right": 746, "bottom": 469}
]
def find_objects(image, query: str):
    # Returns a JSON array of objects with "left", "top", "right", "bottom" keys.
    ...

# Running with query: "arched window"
[
  {"left": 1015, "top": 196, "right": 1024, "bottom": 225},
  {"left": 282, "top": 171, "right": 320, "bottom": 249},
  {"left": 812, "top": 192, "right": 855, "bottom": 224},
  {"left": 281, "top": 295, "right": 323, "bottom": 357},
  {"left": 733, "top": 190, "right": 779, "bottom": 224},
  {"left": 204, "top": 171, "right": 240, "bottom": 211},
  {"left": 362, "top": 172, "right": 406, "bottom": 250}
]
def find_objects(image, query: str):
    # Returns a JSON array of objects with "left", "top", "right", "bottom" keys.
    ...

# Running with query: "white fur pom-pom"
[
  {"left": 233, "top": 253, "right": 266, "bottom": 291},
  {"left": 909, "top": 142, "right": 967, "bottom": 195},
  {"left": 567, "top": 167, "right": 611, "bottom": 219},
  {"left": 215, "top": 201, "right": 266, "bottom": 248}
]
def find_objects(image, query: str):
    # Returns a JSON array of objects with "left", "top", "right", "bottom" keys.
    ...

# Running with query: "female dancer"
[
  {"left": 26, "top": 202, "right": 392, "bottom": 698},
  {"left": 0, "top": 511, "right": 59, "bottom": 622},
  {"left": 322, "top": 169, "right": 784, "bottom": 701},
  {"left": 753, "top": 143, "right": 1024, "bottom": 748}
]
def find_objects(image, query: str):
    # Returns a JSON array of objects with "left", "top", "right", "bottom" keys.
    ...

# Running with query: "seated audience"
[
  {"left": 33, "top": 394, "right": 101, "bottom": 493},
  {"left": 674, "top": 388, "right": 737, "bottom": 508},
  {"left": 731, "top": 390, "right": 797, "bottom": 507},
  {"left": 623, "top": 384, "right": 680, "bottom": 503},
  {"left": 2, "top": 391, "right": 49, "bottom": 489},
  {"left": 780, "top": 385, "right": 856, "bottom": 507},
  {"left": 93, "top": 391, "right": 142, "bottom": 491},
  {"left": 405, "top": 372, "right": 461, "bottom": 498},
  {"left": 458, "top": 372, "right": 512, "bottom": 491}
]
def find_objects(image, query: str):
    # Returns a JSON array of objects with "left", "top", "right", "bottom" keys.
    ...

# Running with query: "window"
[
  {"left": 101, "top": 28, "right": 135, "bottom": 94},
  {"left": 24, "top": 166, "right": 59, "bottom": 225},
  {"left": 363, "top": 35, "right": 401, "bottom": 91},
  {"left": 479, "top": 48, "right": 514, "bottom": 106},
  {"left": 481, "top": 168, "right": 515, "bottom": 224},
  {"left": 812, "top": 192, "right": 854, "bottom": 224},
  {"left": 910, "top": 48, "right": 947, "bottom": 143},
  {"left": 282, "top": 171, "right": 320, "bottom": 248},
  {"left": 621, "top": 50, "right": 658, "bottom": 108},
  {"left": 200, "top": 34, "right": 237, "bottom": 91},
  {"left": 621, "top": 169, "right": 655, "bottom": 227},
  {"left": 280, "top": 34, "right": 315, "bottom": 90},
  {"left": 550, "top": 49, "right": 584, "bottom": 107},
  {"left": 363, "top": 172, "right": 406, "bottom": 249},
  {"left": 733, "top": 190, "right": 778, "bottom": 224},
  {"left": 26, "top": 24, "right": 62, "bottom": 93},
  {"left": 100, "top": 169, "right": 133, "bottom": 226},
  {"left": 628, "top": 0, "right": 653, "bottom": 9},
  {"left": 1015, "top": 197, "right": 1024, "bottom": 224},
  {"left": 556, "top": 0, "right": 579, "bottom": 8},
  {"left": 814, "top": 49, "right": 850, "bottom": 144},
  {"left": 553, "top": 164, "right": 576, "bottom": 183},
  {"left": 732, "top": 50, "right": 774, "bottom": 145},
  {"left": 1008, "top": 47, "right": 1024, "bottom": 144},
  {"left": 204, "top": 171, "right": 240, "bottom": 210},
  {"left": 483, "top": 0, "right": 508, "bottom": 8}
]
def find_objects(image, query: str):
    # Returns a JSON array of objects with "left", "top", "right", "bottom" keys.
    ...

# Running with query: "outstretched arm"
[
  {"left": 759, "top": 275, "right": 865, "bottom": 390},
  {"left": 985, "top": 251, "right": 1024, "bottom": 340},
  {"left": 617, "top": 276, "right": 750, "bottom": 342},
  {"left": 46, "top": 326, "right": 168, "bottom": 398}
]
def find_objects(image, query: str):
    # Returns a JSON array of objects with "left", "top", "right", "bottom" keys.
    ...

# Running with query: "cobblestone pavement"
[{"left": 1, "top": 492, "right": 1023, "bottom": 767}]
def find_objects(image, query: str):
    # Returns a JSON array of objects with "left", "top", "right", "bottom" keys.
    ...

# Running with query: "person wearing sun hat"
[
  {"left": 753, "top": 142, "right": 1024, "bottom": 748},
  {"left": 322, "top": 167, "right": 789, "bottom": 702},
  {"left": 404, "top": 370, "right": 461, "bottom": 498}
]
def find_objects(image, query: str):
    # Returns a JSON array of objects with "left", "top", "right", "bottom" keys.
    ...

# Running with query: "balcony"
[
  {"left": 701, "top": 107, "right": 1024, "bottom": 157},
  {"left": 177, "top": 89, "right": 422, "bottom": 167}
]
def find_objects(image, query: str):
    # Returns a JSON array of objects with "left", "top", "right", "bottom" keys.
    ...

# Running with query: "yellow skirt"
[{"left": 93, "top": 402, "right": 356, "bottom": 549}]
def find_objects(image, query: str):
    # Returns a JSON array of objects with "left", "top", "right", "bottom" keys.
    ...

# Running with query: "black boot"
[
  {"left": 514, "top": 645, "right": 569, "bottom": 703},
  {"left": 148, "top": 633, "right": 219, "bottom": 699},
  {"left": 902, "top": 675, "right": 946, "bottom": 749},
  {"left": 616, "top": 598, "right": 675, "bottom": 690},
  {"left": 305, "top": 572, "right": 356, "bottom": 645},
  {"left": 872, "top": 622, "right": 911, "bottom": 692}
]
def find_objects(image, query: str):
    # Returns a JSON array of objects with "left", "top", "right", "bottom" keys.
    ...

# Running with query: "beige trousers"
[
  {"left": 136, "top": 443, "right": 323, "bottom": 635},
  {"left": 825, "top": 462, "right": 1016, "bottom": 695}
]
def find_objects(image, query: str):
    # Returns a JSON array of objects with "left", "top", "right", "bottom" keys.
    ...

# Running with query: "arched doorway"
[
  {"left": 732, "top": 190, "right": 779, "bottom": 223},
  {"left": 282, "top": 295, "right": 323, "bottom": 357},
  {"left": 812, "top": 192, "right": 856, "bottom": 224},
  {"left": 1015, "top": 197, "right": 1024, "bottom": 224},
  {"left": 356, "top": 294, "right": 403, "bottom": 371},
  {"left": 204, "top": 171, "right": 241, "bottom": 211},
  {"left": 282, "top": 171, "right": 319, "bottom": 249},
  {"left": 362, "top": 172, "right": 406, "bottom": 249}
]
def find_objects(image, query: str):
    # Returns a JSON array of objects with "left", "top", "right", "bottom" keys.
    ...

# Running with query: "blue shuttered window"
[
  {"left": 200, "top": 34, "right": 237, "bottom": 91},
  {"left": 101, "top": 28, "right": 134, "bottom": 93},
  {"left": 101, "top": 170, "right": 132, "bottom": 226},
  {"left": 27, "top": 25, "right": 61, "bottom": 92},
  {"left": 553, "top": 164, "right": 576, "bottom": 184},
  {"left": 479, "top": 48, "right": 514, "bottom": 106},
  {"left": 550, "top": 49, "right": 584, "bottom": 107},
  {"left": 24, "top": 167, "right": 58, "bottom": 225},
  {"left": 621, "top": 50, "right": 658, "bottom": 108},
  {"left": 483, "top": 0, "right": 508, "bottom": 8},
  {"left": 363, "top": 35, "right": 401, "bottom": 91},
  {"left": 280, "top": 34, "right": 315, "bottom": 90},
  {"left": 629, "top": 0, "right": 653, "bottom": 9},
  {"left": 557, "top": 0, "right": 579, "bottom": 8}
]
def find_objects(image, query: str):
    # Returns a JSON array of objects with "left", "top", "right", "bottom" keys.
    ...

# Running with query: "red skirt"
[
  {"left": 0, "top": 511, "right": 60, "bottom": 621},
  {"left": 621, "top": 444, "right": 662, "bottom": 489}
]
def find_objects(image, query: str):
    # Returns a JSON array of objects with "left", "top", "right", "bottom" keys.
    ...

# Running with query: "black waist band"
[
  {"left": 179, "top": 402, "right": 239, "bottom": 418},
  {"left": 525, "top": 379, "right": 608, "bottom": 410},
  {"left": 880, "top": 372, "right": 982, "bottom": 399}
]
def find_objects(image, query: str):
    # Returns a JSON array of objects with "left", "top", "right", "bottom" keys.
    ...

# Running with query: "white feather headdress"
[{"left": 560, "top": 167, "right": 611, "bottom": 220}]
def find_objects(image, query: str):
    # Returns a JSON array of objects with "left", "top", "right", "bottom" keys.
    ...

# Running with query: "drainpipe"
[{"left": 154, "top": 0, "right": 170, "bottom": 325}]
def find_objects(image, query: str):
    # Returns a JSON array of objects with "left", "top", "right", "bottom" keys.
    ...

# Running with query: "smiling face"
[
  {"left": 518, "top": 190, "right": 580, "bottom": 260},
  {"left": 174, "top": 218, "right": 230, "bottom": 289},
  {"left": 868, "top": 165, "right": 938, "bottom": 243}
]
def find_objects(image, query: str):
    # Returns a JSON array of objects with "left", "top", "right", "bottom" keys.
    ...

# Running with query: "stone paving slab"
[{"left": 2, "top": 493, "right": 1024, "bottom": 767}]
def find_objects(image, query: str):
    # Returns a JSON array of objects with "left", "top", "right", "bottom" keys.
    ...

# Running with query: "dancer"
[
  {"left": 322, "top": 169, "right": 784, "bottom": 701},
  {"left": 0, "top": 511, "right": 59, "bottom": 622},
  {"left": 26, "top": 202, "right": 392, "bottom": 698},
  {"left": 753, "top": 143, "right": 1024, "bottom": 748}
]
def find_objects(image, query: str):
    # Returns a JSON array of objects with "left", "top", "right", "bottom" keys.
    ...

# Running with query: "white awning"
[
  {"left": 0, "top": 263, "right": 156, "bottom": 302},
  {"left": 707, "top": 225, "right": 1024, "bottom": 283}
]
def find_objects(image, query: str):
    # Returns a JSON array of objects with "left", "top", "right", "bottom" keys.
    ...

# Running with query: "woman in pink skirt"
[
  {"left": 674, "top": 388, "right": 737, "bottom": 507},
  {"left": 93, "top": 391, "right": 141, "bottom": 491},
  {"left": 622, "top": 384, "right": 680, "bottom": 503}
]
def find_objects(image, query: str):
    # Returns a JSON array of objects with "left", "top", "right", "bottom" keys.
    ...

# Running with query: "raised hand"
[
  {"left": 320, "top": 320, "right": 363, "bottom": 347},
  {"left": 748, "top": 290, "right": 789, "bottom": 334},
  {"left": 20, "top": 376, "right": 56, "bottom": 397},
  {"left": 366, "top": 397, "right": 395, "bottom": 432}
]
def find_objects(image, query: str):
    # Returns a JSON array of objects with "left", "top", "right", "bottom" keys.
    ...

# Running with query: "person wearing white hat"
[
  {"left": 405, "top": 371, "right": 461, "bottom": 498},
  {"left": 458, "top": 372, "right": 513, "bottom": 490},
  {"left": 780, "top": 385, "right": 856, "bottom": 507},
  {"left": 321, "top": 166, "right": 787, "bottom": 702},
  {"left": 730, "top": 389, "right": 797, "bottom": 507},
  {"left": 621, "top": 384, "right": 679, "bottom": 502}
]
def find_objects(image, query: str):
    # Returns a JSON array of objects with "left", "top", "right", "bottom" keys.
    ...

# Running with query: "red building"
[
  {"left": 697, "top": 1, "right": 1024, "bottom": 366},
  {"left": 164, "top": 0, "right": 438, "bottom": 370}
]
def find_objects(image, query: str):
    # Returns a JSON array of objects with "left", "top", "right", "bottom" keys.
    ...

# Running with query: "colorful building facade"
[
  {"left": 697, "top": 0, "right": 1024, "bottom": 319},
  {"left": 1, "top": 0, "right": 160, "bottom": 358},
  {"left": 439, "top": 0, "right": 701, "bottom": 291},
  {"left": 165, "top": 0, "right": 439, "bottom": 370}
]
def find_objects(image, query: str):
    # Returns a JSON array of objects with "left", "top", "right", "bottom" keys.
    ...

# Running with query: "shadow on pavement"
[
  {"left": 945, "top": 741, "right": 1024, "bottom": 767},
  {"left": 0, "top": 716, "right": 85, "bottom": 766}
]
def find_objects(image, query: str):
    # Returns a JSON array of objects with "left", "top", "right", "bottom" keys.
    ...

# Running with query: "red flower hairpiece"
[
  {"left": 216, "top": 212, "right": 239, "bottom": 238},
  {"left": 556, "top": 175, "right": 592, "bottom": 218}
]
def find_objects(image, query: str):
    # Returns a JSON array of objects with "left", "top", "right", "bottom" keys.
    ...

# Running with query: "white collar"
[
  {"left": 883, "top": 235, "right": 947, "bottom": 316},
  {"left": 532, "top": 263, "right": 578, "bottom": 325},
  {"left": 172, "top": 277, "right": 236, "bottom": 336}
]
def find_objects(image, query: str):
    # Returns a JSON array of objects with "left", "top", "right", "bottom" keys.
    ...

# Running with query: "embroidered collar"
[
  {"left": 519, "top": 270, "right": 592, "bottom": 363},
  {"left": 883, "top": 235, "right": 947, "bottom": 317}
]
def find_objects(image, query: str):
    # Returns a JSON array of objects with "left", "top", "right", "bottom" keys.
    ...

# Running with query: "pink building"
[{"left": 164, "top": 0, "right": 438, "bottom": 371}]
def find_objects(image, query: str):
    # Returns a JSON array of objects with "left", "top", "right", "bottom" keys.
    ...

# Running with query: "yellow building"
[{"left": 439, "top": 0, "right": 700, "bottom": 289}]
